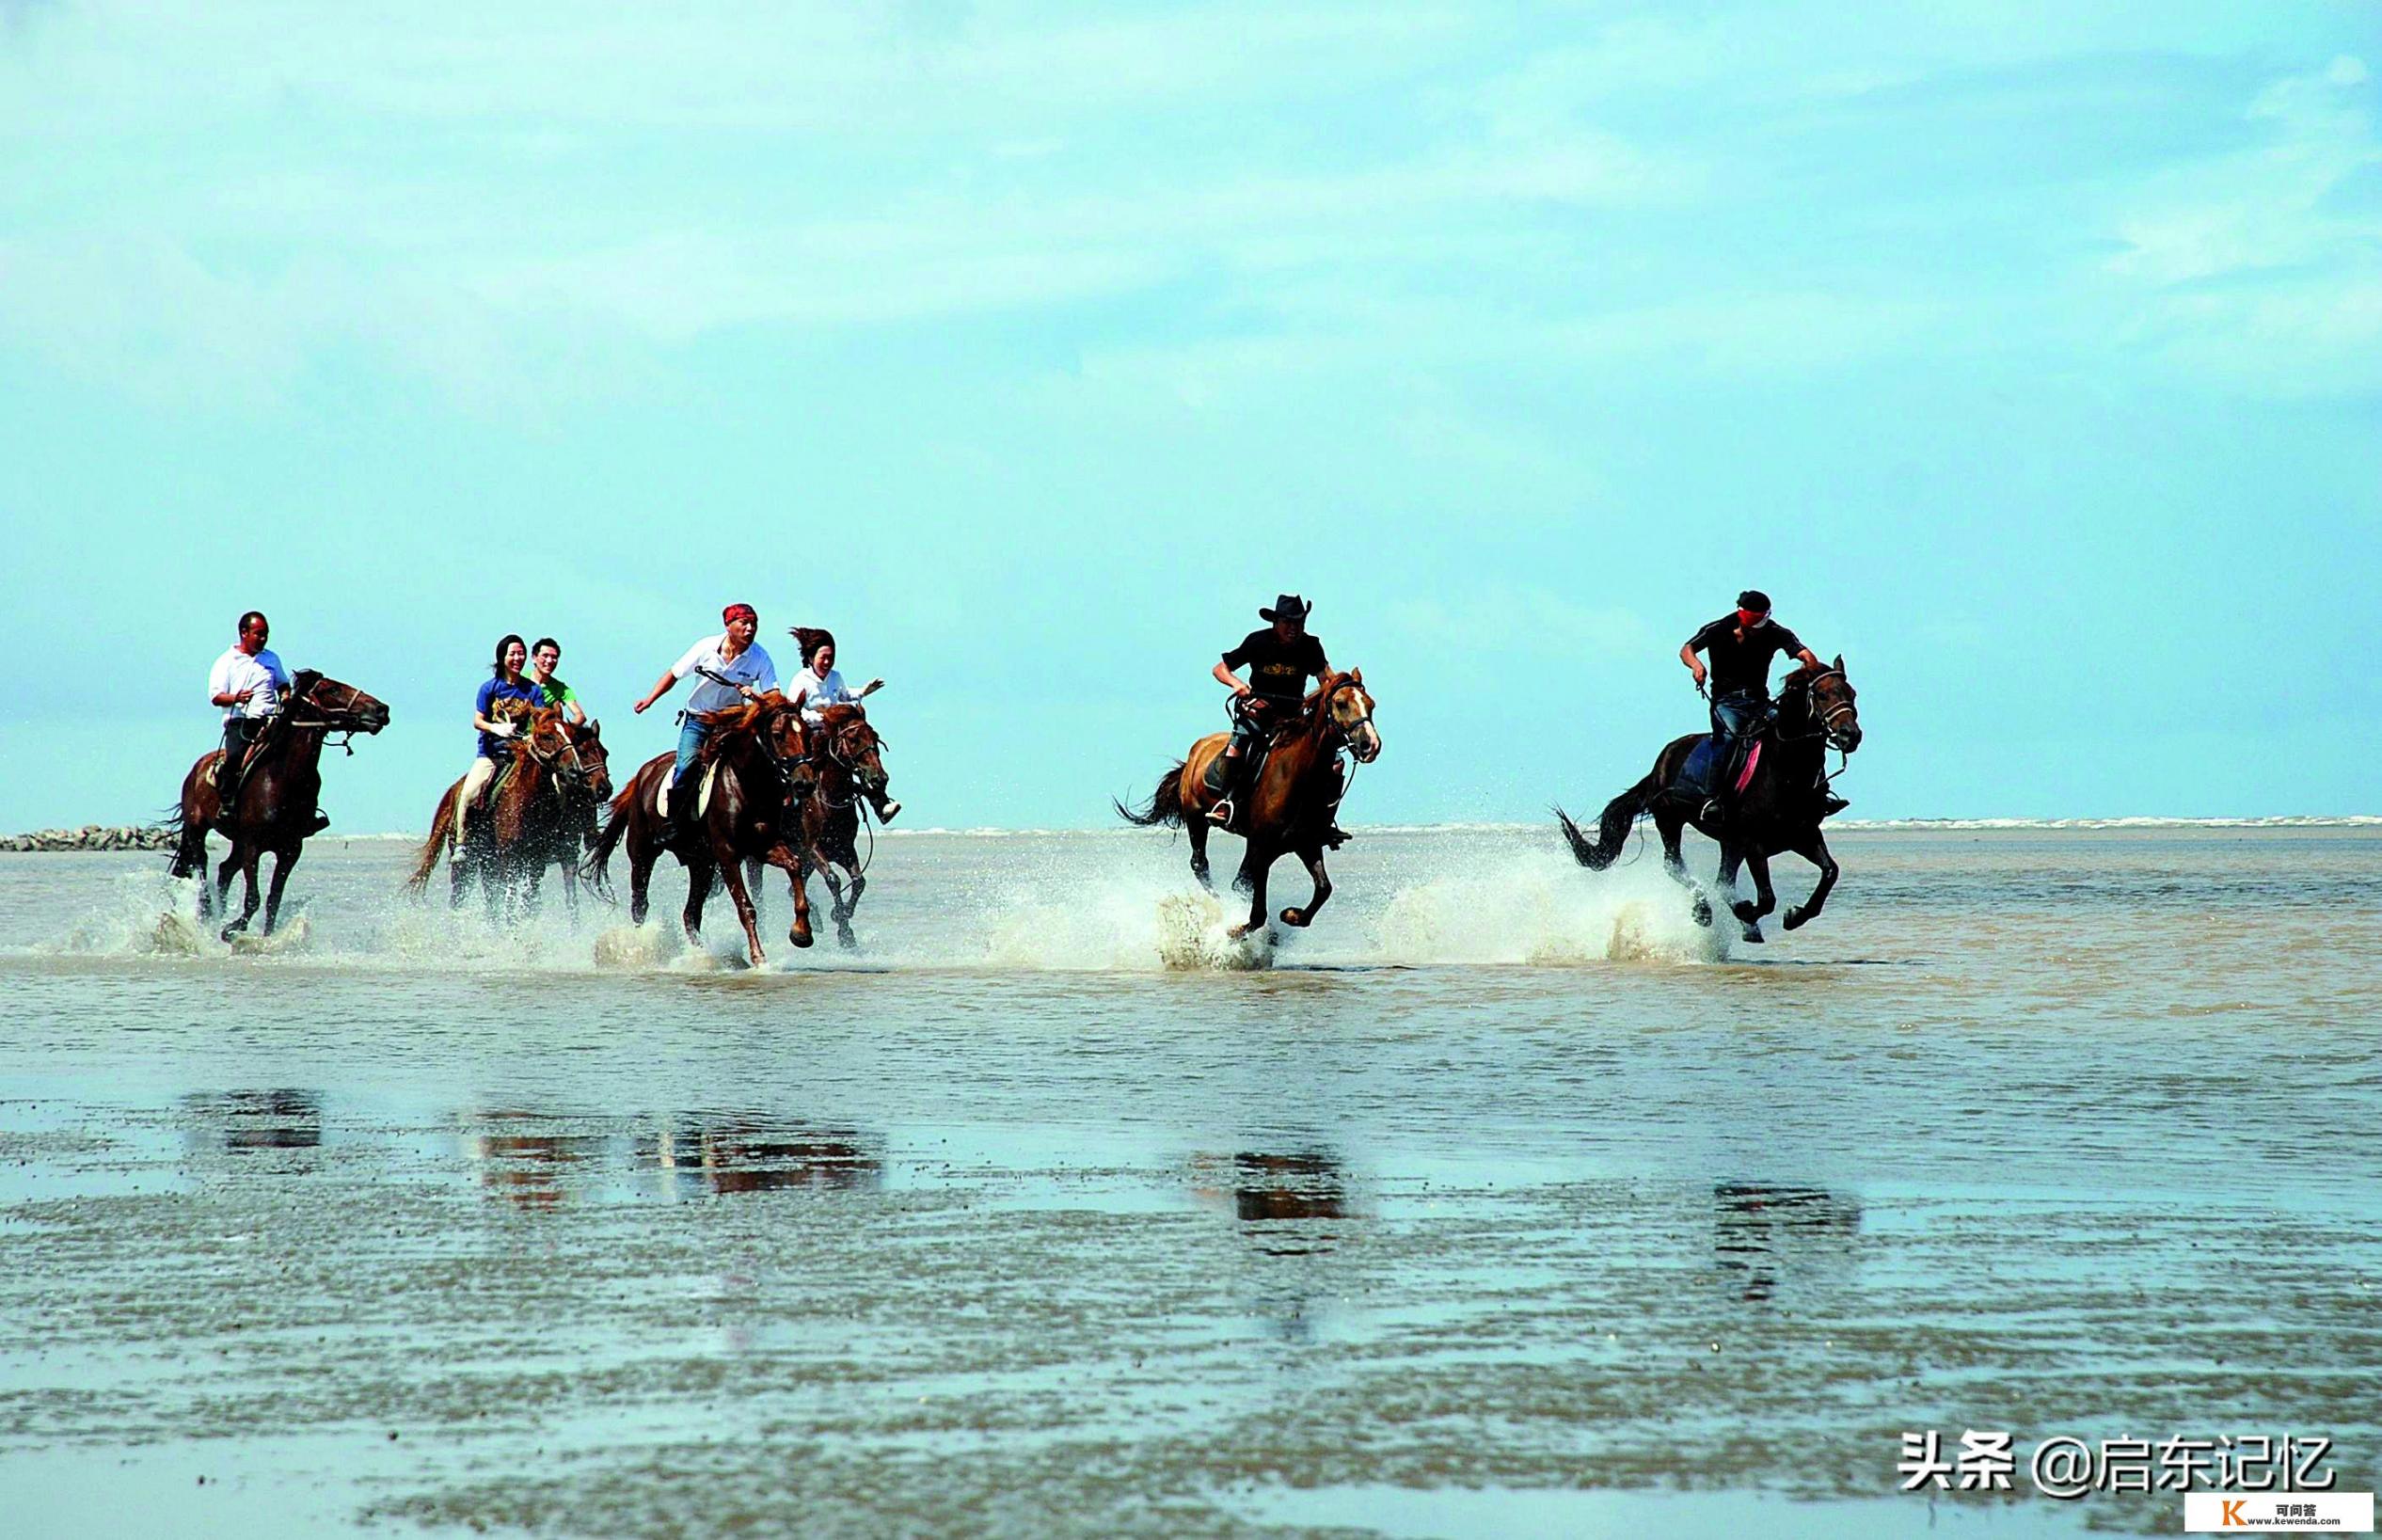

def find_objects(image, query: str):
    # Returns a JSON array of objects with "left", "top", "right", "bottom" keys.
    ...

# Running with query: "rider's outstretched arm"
[
  {"left": 1212, "top": 660, "right": 1250, "bottom": 695},
  {"left": 633, "top": 669, "right": 679, "bottom": 714}
]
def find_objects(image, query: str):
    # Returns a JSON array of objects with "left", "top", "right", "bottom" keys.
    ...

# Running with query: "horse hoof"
[
  {"left": 1691, "top": 898, "right": 1713, "bottom": 928},
  {"left": 1739, "top": 923, "right": 1765, "bottom": 945},
  {"left": 1279, "top": 908, "right": 1310, "bottom": 928},
  {"left": 1226, "top": 922, "right": 1251, "bottom": 941},
  {"left": 791, "top": 930, "right": 814, "bottom": 949},
  {"left": 1783, "top": 905, "right": 1811, "bottom": 931},
  {"left": 836, "top": 932, "right": 856, "bottom": 950}
]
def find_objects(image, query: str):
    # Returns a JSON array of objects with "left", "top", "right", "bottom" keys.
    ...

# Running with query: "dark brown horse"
[
  {"left": 167, "top": 671, "right": 390, "bottom": 941},
  {"left": 583, "top": 691, "right": 814, "bottom": 964},
  {"left": 1118, "top": 669, "right": 1381, "bottom": 938},
  {"left": 1556, "top": 659, "right": 1862, "bottom": 943},
  {"left": 778, "top": 702, "right": 892, "bottom": 950},
  {"left": 405, "top": 707, "right": 611, "bottom": 913}
]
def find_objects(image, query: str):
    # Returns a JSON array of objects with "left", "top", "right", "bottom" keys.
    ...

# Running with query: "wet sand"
[{"left": 2, "top": 826, "right": 2377, "bottom": 1536}]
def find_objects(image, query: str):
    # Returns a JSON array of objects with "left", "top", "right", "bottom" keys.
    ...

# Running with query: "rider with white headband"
[{"left": 1680, "top": 589, "right": 1827, "bottom": 824}]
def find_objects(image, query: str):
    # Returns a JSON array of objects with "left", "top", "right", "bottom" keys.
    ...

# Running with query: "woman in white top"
[{"left": 788, "top": 627, "right": 897, "bottom": 821}]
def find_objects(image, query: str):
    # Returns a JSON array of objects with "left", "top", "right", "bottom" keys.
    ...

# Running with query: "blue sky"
[{"left": 1, "top": 0, "right": 2375, "bottom": 831}]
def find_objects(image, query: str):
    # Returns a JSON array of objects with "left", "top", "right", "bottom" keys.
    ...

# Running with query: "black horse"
[{"left": 1556, "top": 659, "right": 1862, "bottom": 943}]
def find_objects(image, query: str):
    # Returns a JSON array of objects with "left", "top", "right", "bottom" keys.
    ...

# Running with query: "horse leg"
[
  {"left": 820, "top": 861, "right": 861, "bottom": 948},
  {"left": 1186, "top": 817, "right": 1214, "bottom": 890},
  {"left": 1714, "top": 841, "right": 1761, "bottom": 945},
  {"left": 1230, "top": 847, "right": 1274, "bottom": 939},
  {"left": 222, "top": 847, "right": 263, "bottom": 941},
  {"left": 628, "top": 837, "right": 654, "bottom": 928},
  {"left": 785, "top": 851, "right": 815, "bottom": 949},
  {"left": 1733, "top": 847, "right": 1776, "bottom": 944},
  {"left": 1279, "top": 844, "right": 1331, "bottom": 928},
  {"left": 680, "top": 854, "right": 711, "bottom": 951},
  {"left": 1655, "top": 808, "right": 1710, "bottom": 928},
  {"left": 1783, "top": 829, "right": 1839, "bottom": 931},
  {"left": 744, "top": 856, "right": 765, "bottom": 923},
  {"left": 213, "top": 837, "right": 241, "bottom": 922},
  {"left": 559, "top": 858, "right": 579, "bottom": 922},
  {"left": 718, "top": 852, "right": 766, "bottom": 967},
  {"left": 262, "top": 846, "right": 301, "bottom": 936}
]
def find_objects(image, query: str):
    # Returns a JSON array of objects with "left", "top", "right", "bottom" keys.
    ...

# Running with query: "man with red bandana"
[
  {"left": 634, "top": 603, "right": 778, "bottom": 839},
  {"left": 1679, "top": 589, "right": 1826, "bottom": 824}
]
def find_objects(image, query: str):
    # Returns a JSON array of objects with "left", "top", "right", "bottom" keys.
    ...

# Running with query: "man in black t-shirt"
[
  {"left": 1204, "top": 594, "right": 1331, "bottom": 826},
  {"left": 1679, "top": 589, "right": 1826, "bottom": 822}
]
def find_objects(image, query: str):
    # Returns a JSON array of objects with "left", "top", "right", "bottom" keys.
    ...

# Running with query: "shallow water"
[{"left": 2, "top": 826, "right": 2377, "bottom": 1537}]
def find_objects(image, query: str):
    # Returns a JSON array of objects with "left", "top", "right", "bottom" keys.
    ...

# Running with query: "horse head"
[
  {"left": 1320, "top": 669, "right": 1381, "bottom": 763},
  {"left": 290, "top": 671, "right": 391, "bottom": 735},
  {"left": 814, "top": 703, "right": 889, "bottom": 801},
  {"left": 1794, "top": 656, "right": 1862, "bottom": 753},
  {"left": 699, "top": 691, "right": 809, "bottom": 781},
  {"left": 567, "top": 718, "right": 613, "bottom": 803}
]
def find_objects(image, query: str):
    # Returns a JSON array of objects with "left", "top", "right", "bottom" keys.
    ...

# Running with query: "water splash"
[{"left": 1373, "top": 851, "right": 1727, "bottom": 965}]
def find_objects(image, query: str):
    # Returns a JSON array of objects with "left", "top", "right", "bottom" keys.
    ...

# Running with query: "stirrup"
[
  {"left": 1699, "top": 796, "right": 1725, "bottom": 825},
  {"left": 1206, "top": 796, "right": 1234, "bottom": 827}
]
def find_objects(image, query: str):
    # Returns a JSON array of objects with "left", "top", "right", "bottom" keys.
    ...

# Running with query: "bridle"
[
  {"left": 279, "top": 677, "right": 383, "bottom": 754},
  {"left": 810, "top": 718, "right": 884, "bottom": 811}
]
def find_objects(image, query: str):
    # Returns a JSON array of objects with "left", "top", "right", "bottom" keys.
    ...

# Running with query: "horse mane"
[{"left": 693, "top": 691, "right": 796, "bottom": 767}]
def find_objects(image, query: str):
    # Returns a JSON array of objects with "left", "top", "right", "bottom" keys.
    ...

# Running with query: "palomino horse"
[
  {"left": 584, "top": 691, "right": 814, "bottom": 964},
  {"left": 405, "top": 707, "right": 612, "bottom": 914},
  {"left": 167, "top": 671, "right": 391, "bottom": 941},
  {"left": 1118, "top": 670, "right": 1381, "bottom": 938},
  {"left": 1556, "top": 659, "right": 1862, "bottom": 942},
  {"left": 777, "top": 702, "right": 892, "bottom": 950}
]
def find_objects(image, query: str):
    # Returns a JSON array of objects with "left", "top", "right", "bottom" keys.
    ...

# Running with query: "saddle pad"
[
  {"left": 654, "top": 763, "right": 721, "bottom": 820},
  {"left": 1735, "top": 739, "right": 1763, "bottom": 795}
]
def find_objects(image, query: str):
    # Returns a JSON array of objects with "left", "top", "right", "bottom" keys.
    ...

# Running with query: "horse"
[
  {"left": 583, "top": 691, "right": 815, "bottom": 965},
  {"left": 1555, "top": 659, "right": 1862, "bottom": 943},
  {"left": 776, "top": 702, "right": 892, "bottom": 950},
  {"left": 166, "top": 671, "right": 390, "bottom": 942},
  {"left": 405, "top": 708, "right": 611, "bottom": 915},
  {"left": 1117, "top": 670, "right": 1381, "bottom": 938}
]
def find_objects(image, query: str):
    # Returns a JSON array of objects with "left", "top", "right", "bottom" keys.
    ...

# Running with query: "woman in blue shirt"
[{"left": 457, "top": 634, "right": 543, "bottom": 842}]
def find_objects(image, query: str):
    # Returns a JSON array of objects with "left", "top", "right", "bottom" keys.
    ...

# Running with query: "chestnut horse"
[
  {"left": 779, "top": 702, "right": 892, "bottom": 950},
  {"left": 1555, "top": 659, "right": 1862, "bottom": 942},
  {"left": 583, "top": 691, "right": 814, "bottom": 964},
  {"left": 166, "top": 671, "right": 390, "bottom": 941},
  {"left": 1117, "top": 669, "right": 1381, "bottom": 938},
  {"left": 405, "top": 708, "right": 611, "bottom": 914}
]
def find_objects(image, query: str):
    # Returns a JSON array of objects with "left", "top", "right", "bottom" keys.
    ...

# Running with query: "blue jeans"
[
  {"left": 672, "top": 717, "right": 707, "bottom": 788},
  {"left": 1700, "top": 692, "right": 1765, "bottom": 797}
]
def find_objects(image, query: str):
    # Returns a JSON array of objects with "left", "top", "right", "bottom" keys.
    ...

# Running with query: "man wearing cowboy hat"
[
  {"left": 1205, "top": 594, "right": 1333, "bottom": 828},
  {"left": 1679, "top": 588, "right": 1832, "bottom": 824}
]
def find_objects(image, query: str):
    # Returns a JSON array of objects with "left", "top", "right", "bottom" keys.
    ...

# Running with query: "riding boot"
[
  {"left": 310, "top": 810, "right": 332, "bottom": 834},
  {"left": 670, "top": 773, "right": 704, "bottom": 848},
  {"left": 871, "top": 793, "right": 901, "bottom": 823},
  {"left": 1820, "top": 789, "right": 1850, "bottom": 818}
]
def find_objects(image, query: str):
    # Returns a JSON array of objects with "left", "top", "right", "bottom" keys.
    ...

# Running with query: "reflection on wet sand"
[
  {"left": 183, "top": 1088, "right": 324, "bottom": 1154},
  {"left": 469, "top": 1110, "right": 613, "bottom": 1208},
  {"left": 639, "top": 1117, "right": 884, "bottom": 1198},
  {"left": 1712, "top": 1183, "right": 1862, "bottom": 1303}
]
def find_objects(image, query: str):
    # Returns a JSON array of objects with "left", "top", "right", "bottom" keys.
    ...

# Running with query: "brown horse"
[
  {"left": 1118, "top": 669, "right": 1381, "bottom": 938},
  {"left": 779, "top": 702, "right": 893, "bottom": 950},
  {"left": 583, "top": 691, "right": 815, "bottom": 964},
  {"left": 166, "top": 671, "right": 390, "bottom": 942},
  {"left": 405, "top": 707, "right": 611, "bottom": 914},
  {"left": 1556, "top": 659, "right": 1862, "bottom": 942}
]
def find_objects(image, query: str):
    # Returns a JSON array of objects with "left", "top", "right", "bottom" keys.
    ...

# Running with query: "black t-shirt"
[
  {"left": 1688, "top": 614, "right": 1804, "bottom": 698},
  {"left": 1223, "top": 628, "right": 1328, "bottom": 705}
]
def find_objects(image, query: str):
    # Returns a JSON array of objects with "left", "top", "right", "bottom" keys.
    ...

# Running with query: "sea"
[{"left": 2, "top": 819, "right": 2377, "bottom": 1537}]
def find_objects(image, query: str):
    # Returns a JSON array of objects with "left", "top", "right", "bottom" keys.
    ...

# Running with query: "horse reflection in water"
[
  {"left": 183, "top": 1088, "right": 324, "bottom": 1163},
  {"left": 1710, "top": 1183, "right": 1862, "bottom": 1304},
  {"left": 1190, "top": 1150, "right": 1354, "bottom": 1343},
  {"left": 640, "top": 1119, "right": 884, "bottom": 1198},
  {"left": 470, "top": 1110, "right": 615, "bottom": 1209}
]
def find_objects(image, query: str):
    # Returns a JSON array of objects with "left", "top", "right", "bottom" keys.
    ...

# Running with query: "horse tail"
[
  {"left": 405, "top": 790, "right": 455, "bottom": 892},
  {"left": 1556, "top": 770, "right": 1658, "bottom": 871},
  {"left": 582, "top": 784, "right": 635, "bottom": 897},
  {"left": 1115, "top": 762, "right": 1186, "bottom": 829},
  {"left": 162, "top": 802, "right": 205, "bottom": 880}
]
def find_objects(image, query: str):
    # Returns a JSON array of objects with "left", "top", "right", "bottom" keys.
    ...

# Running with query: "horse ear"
[
  {"left": 1833, "top": 654, "right": 1844, "bottom": 672},
  {"left": 584, "top": 719, "right": 600, "bottom": 738},
  {"left": 1350, "top": 666, "right": 1362, "bottom": 684},
  {"left": 790, "top": 688, "right": 809, "bottom": 713}
]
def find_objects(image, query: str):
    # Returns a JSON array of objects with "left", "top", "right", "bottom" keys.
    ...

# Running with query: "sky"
[{"left": 0, "top": 0, "right": 2375, "bottom": 832}]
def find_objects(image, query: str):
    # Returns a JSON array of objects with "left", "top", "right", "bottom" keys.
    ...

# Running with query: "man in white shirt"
[
  {"left": 207, "top": 611, "right": 292, "bottom": 812},
  {"left": 633, "top": 602, "right": 778, "bottom": 838}
]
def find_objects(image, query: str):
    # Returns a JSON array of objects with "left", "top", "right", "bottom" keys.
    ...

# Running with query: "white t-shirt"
[
  {"left": 209, "top": 646, "right": 290, "bottom": 722},
  {"left": 792, "top": 666, "right": 859, "bottom": 721},
  {"left": 671, "top": 634, "right": 778, "bottom": 714}
]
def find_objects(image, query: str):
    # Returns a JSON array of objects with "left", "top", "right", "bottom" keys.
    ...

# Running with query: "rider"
[
  {"left": 1206, "top": 594, "right": 1331, "bottom": 828},
  {"left": 206, "top": 610, "right": 292, "bottom": 817},
  {"left": 633, "top": 603, "right": 778, "bottom": 840},
  {"left": 527, "top": 637, "right": 587, "bottom": 726},
  {"left": 788, "top": 627, "right": 899, "bottom": 823},
  {"left": 1680, "top": 589, "right": 1827, "bottom": 823},
  {"left": 458, "top": 634, "right": 545, "bottom": 843}
]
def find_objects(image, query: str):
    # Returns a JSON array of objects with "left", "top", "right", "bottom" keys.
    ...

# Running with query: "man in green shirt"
[{"left": 529, "top": 637, "right": 587, "bottom": 725}]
